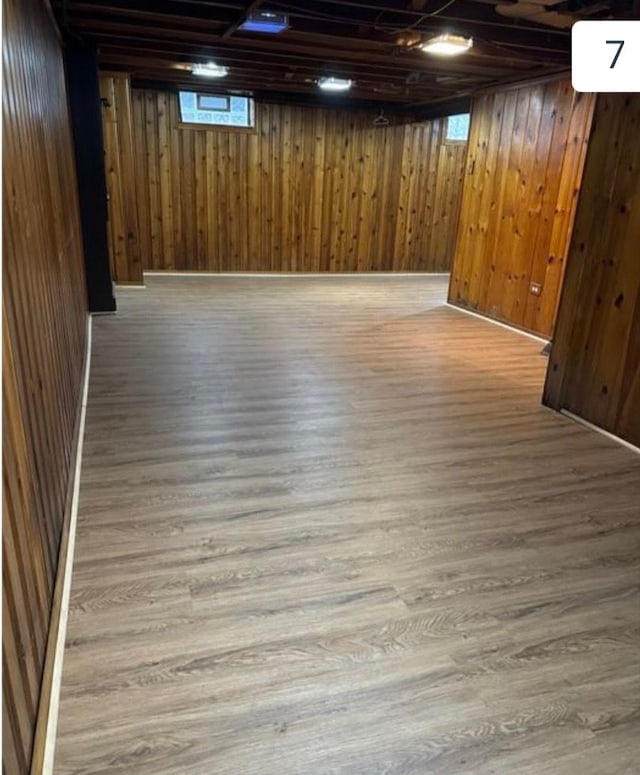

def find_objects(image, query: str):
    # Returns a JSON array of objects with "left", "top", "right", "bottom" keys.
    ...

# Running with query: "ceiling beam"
[
  {"left": 67, "top": 4, "right": 571, "bottom": 64},
  {"left": 129, "top": 76, "right": 423, "bottom": 111},
  {"left": 66, "top": 2, "right": 572, "bottom": 53},
  {"left": 409, "top": 95, "right": 473, "bottom": 121},
  {"left": 52, "top": 0, "right": 584, "bottom": 106},
  {"left": 97, "top": 51, "right": 471, "bottom": 93},
  {"left": 95, "top": 39, "right": 529, "bottom": 79},
  {"left": 71, "top": 19, "right": 559, "bottom": 77}
]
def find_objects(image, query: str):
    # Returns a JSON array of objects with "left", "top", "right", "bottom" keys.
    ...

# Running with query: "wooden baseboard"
[
  {"left": 560, "top": 410, "right": 640, "bottom": 455},
  {"left": 29, "top": 314, "right": 93, "bottom": 775},
  {"left": 445, "top": 302, "right": 550, "bottom": 344}
]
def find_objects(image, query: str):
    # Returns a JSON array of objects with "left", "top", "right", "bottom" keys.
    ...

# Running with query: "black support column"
[{"left": 64, "top": 41, "right": 116, "bottom": 313}]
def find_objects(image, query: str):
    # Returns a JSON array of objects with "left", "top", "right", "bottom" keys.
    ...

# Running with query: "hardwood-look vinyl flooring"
[{"left": 54, "top": 276, "right": 640, "bottom": 775}]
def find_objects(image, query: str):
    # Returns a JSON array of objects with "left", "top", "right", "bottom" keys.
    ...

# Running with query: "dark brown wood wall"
[
  {"left": 448, "top": 78, "right": 596, "bottom": 338},
  {"left": 543, "top": 94, "right": 640, "bottom": 447},
  {"left": 2, "top": 0, "right": 88, "bottom": 772},
  {"left": 125, "top": 88, "right": 466, "bottom": 274},
  {"left": 99, "top": 74, "right": 144, "bottom": 285}
]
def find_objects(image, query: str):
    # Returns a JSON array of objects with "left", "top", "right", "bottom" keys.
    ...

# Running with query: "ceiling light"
[
  {"left": 239, "top": 11, "right": 289, "bottom": 33},
  {"left": 191, "top": 62, "right": 229, "bottom": 78},
  {"left": 318, "top": 77, "right": 353, "bottom": 92},
  {"left": 420, "top": 33, "right": 473, "bottom": 56}
]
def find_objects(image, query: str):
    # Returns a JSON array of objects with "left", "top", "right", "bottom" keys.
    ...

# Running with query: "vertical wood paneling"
[
  {"left": 99, "top": 74, "right": 143, "bottom": 284},
  {"left": 125, "top": 89, "right": 466, "bottom": 273},
  {"left": 544, "top": 94, "right": 640, "bottom": 447},
  {"left": 2, "top": 0, "right": 88, "bottom": 772},
  {"left": 448, "top": 78, "right": 595, "bottom": 337}
]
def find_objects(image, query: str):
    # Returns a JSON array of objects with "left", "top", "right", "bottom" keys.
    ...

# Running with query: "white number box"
[{"left": 572, "top": 21, "right": 640, "bottom": 93}]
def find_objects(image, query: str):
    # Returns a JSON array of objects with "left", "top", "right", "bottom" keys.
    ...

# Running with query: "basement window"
[
  {"left": 178, "top": 91, "right": 255, "bottom": 128},
  {"left": 446, "top": 113, "right": 470, "bottom": 142}
]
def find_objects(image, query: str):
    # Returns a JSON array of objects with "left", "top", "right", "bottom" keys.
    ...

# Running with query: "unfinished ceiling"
[{"left": 53, "top": 0, "right": 637, "bottom": 114}]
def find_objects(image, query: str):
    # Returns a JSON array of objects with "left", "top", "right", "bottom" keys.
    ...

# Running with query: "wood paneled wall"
[
  {"left": 99, "top": 74, "right": 143, "bottom": 284},
  {"left": 448, "top": 78, "right": 595, "bottom": 337},
  {"left": 544, "top": 94, "right": 640, "bottom": 447},
  {"left": 2, "top": 0, "right": 88, "bottom": 772},
  {"left": 126, "top": 89, "right": 466, "bottom": 274}
]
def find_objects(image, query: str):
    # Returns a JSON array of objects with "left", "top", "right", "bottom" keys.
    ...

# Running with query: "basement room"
[{"left": 3, "top": 1, "right": 639, "bottom": 774}]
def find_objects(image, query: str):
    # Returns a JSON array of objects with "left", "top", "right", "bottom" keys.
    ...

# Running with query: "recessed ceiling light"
[
  {"left": 318, "top": 77, "right": 353, "bottom": 92},
  {"left": 420, "top": 34, "right": 473, "bottom": 56},
  {"left": 191, "top": 62, "right": 229, "bottom": 78},
  {"left": 239, "top": 11, "right": 289, "bottom": 33}
]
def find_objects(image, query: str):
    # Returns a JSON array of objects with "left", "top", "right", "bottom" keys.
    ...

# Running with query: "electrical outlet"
[{"left": 530, "top": 283, "right": 542, "bottom": 296}]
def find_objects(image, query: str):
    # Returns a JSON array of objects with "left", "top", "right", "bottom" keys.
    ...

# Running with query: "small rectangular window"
[
  {"left": 446, "top": 113, "right": 470, "bottom": 142},
  {"left": 178, "top": 91, "right": 254, "bottom": 128},
  {"left": 197, "top": 94, "right": 230, "bottom": 112}
]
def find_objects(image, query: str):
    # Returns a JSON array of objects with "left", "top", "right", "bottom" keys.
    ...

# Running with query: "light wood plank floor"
[{"left": 54, "top": 276, "right": 640, "bottom": 775}]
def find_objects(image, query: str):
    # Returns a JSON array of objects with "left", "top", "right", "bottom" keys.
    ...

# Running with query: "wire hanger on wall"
[{"left": 374, "top": 109, "right": 390, "bottom": 127}]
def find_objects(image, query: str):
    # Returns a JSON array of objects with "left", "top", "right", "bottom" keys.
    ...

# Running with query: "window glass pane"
[
  {"left": 446, "top": 113, "right": 470, "bottom": 141},
  {"left": 178, "top": 92, "right": 254, "bottom": 128},
  {"left": 198, "top": 95, "right": 229, "bottom": 111}
]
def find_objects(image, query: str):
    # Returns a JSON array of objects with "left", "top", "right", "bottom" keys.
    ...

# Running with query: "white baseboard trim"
[
  {"left": 445, "top": 302, "right": 549, "bottom": 344},
  {"left": 560, "top": 409, "right": 640, "bottom": 455},
  {"left": 40, "top": 315, "right": 93, "bottom": 775},
  {"left": 143, "top": 271, "right": 451, "bottom": 278},
  {"left": 115, "top": 284, "right": 147, "bottom": 289}
]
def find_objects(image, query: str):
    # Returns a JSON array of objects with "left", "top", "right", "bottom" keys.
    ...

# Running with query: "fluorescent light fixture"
[
  {"left": 239, "top": 11, "right": 289, "bottom": 33},
  {"left": 318, "top": 76, "right": 353, "bottom": 92},
  {"left": 191, "top": 62, "right": 229, "bottom": 78},
  {"left": 420, "top": 33, "right": 473, "bottom": 56}
]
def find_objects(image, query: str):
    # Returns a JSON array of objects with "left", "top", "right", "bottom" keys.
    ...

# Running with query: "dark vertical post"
[{"left": 64, "top": 41, "right": 116, "bottom": 312}]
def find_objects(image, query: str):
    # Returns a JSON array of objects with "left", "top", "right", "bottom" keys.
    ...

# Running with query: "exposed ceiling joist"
[{"left": 53, "top": 0, "right": 632, "bottom": 110}]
